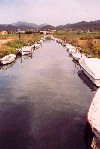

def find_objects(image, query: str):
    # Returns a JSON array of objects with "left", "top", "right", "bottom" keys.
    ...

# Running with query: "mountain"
[
  {"left": 39, "top": 25, "right": 58, "bottom": 31},
  {"left": 12, "top": 21, "right": 48, "bottom": 28},
  {"left": 57, "top": 23, "right": 71, "bottom": 29},
  {"left": 0, "top": 20, "right": 100, "bottom": 32},
  {"left": 0, "top": 22, "right": 55, "bottom": 31},
  {"left": 38, "top": 23, "right": 48, "bottom": 28},
  {"left": 0, "top": 21, "right": 49, "bottom": 31},
  {"left": 12, "top": 21, "right": 37, "bottom": 28},
  {"left": 57, "top": 20, "right": 100, "bottom": 30},
  {"left": 0, "top": 25, "right": 18, "bottom": 32}
]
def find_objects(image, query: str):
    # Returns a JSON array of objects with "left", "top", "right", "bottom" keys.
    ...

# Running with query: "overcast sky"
[{"left": 0, "top": 0, "right": 100, "bottom": 26}]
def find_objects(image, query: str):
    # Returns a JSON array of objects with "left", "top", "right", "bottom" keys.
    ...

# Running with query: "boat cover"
[
  {"left": 0, "top": 54, "right": 16, "bottom": 61},
  {"left": 72, "top": 53, "right": 86, "bottom": 59},
  {"left": 79, "top": 58, "right": 100, "bottom": 79},
  {"left": 88, "top": 88, "right": 100, "bottom": 132}
]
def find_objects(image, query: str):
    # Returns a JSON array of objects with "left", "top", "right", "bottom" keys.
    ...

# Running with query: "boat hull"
[
  {"left": 21, "top": 51, "right": 32, "bottom": 56},
  {"left": 72, "top": 54, "right": 80, "bottom": 62},
  {"left": 82, "top": 67, "right": 100, "bottom": 87},
  {"left": 0, "top": 55, "right": 16, "bottom": 65},
  {"left": 93, "top": 128, "right": 100, "bottom": 139}
]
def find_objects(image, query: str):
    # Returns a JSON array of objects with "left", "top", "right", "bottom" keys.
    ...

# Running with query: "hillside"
[
  {"left": 0, "top": 21, "right": 49, "bottom": 31},
  {"left": 58, "top": 20, "right": 100, "bottom": 30},
  {"left": 0, "top": 20, "right": 100, "bottom": 31},
  {"left": 12, "top": 21, "right": 48, "bottom": 28}
]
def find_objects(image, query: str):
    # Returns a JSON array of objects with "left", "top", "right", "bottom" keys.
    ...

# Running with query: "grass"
[
  {"left": 54, "top": 30, "right": 100, "bottom": 58},
  {"left": 0, "top": 33, "right": 43, "bottom": 58}
]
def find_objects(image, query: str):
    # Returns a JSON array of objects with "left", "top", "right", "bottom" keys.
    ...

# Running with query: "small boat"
[
  {"left": 39, "top": 40, "right": 43, "bottom": 43},
  {"left": 88, "top": 88, "right": 100, "bottom": 139},
  {"left": 57, "top": 39, "right": 63, "bottom": 44},
  {"left": 72, "top": 52, "right": 86, "bottom": 62},
  {"left": 68, "top": 47, "right": 76, "bottom": 55},
  {"left": 66, "top": 44, "right": 73, "bottom": 51},
  {"left": 79, "top": 58, "right": 100, "bottom": 86},
  {"left": 62, "top": 42, "right": 66, "bottom": 46},
  {"left": 20, "top": 46, "right": 33, "bottom": 56},
  {"left": 0, "top": 54, "right": 16, "bottom": 65},
  {"left": 34, "top": 43, "right": 41, "bottom": 49}
]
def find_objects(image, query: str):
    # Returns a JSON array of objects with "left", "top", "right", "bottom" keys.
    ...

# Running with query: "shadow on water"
[
  {"left": 0, "top": 97, "right": 36, "bottom": 149},
  {"left": 78, "top": 70, "right": 98, "bottom": 92},
  {"left": 0, "top": 61, "right": 16, "bottom": 71},
  {"left": 84, "top": 122, "right": 94, "bottom": 149},
  {"left": 0, "top": 96, "right": 89, "bottom": 149}
]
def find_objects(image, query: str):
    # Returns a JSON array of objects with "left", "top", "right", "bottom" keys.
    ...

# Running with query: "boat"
[
  {"left": 68, "top": 47, "right": 76, "bottom": 55},
  {"left": 72, "top": 52, "right": 86, "bottom": 62},
  {"left": 39, "top": 39, "right": 43, "bottom": 43},
  {"left": 66, "top": 44, "right": 77, "bottom": 54},
  {"left": 57, "top": 39, "right": 63, "bottom": 44},
  {"left": 62, "top": 42, "right": 66, "bottom": 46},
  {"left": 0, "top": 54, "right": 16, "bottom": 65},
  {"left": 88, "top": 88, "right": 100, "bottom": 139},
  {"left": 79, "top": 58, "right": 100, "bottom": 86},
  {"left": 34, "top": 43, "right": 41, "bottom": 49},
  {"left": 20, "top": 46, "right": 33, "bottom": 56},
  {"left": 66, "top": 44, "right": 73, "bottom": 51}
]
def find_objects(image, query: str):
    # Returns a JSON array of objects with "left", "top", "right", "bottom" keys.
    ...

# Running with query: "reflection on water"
[
  {"left": 0, "top": 97, "right": 35, "bottom": 149},
  {"left": 0, "top": 41, "right": 96, "bottom": 149},
  {"left": 0, "top": 61, "right": 16, "bottom": 71}
]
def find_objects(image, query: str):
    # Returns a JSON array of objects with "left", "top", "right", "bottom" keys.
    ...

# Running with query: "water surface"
[{"left": 0, "top": 41, "right": 97, "bottom": 149}]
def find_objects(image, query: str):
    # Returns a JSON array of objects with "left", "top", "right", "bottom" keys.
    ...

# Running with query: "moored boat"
[
  {"left": 62, "top": 42, "right": 66, "bottom": 46},
  {"left": 88, "top": 88, "right": 100, "bottom": 139},
  {"left": 66, "top": 44, "right": 74, "bottom": 51},
  {"left": 20, "top": 46, "right": 33, "bottom": 56},
  {"left": 34, "top": 43, "right": 41, "bottom": 49},
  {"left": 0, "top": 54, "right": 16, "bottom": 65},
  {"left": 56, "top": 39, "right": 63, "bottom": 44},
  {"left": 68, "top": 47, "right": 76, "bottom": 55},
  {"left": 72, "top": 52, "right": 86, "bottom": 62},
  {"left": 79, "top": 58, "right": 100, "bottom": 86}
]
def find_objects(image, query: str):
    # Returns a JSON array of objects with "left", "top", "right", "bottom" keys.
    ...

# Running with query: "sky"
[{"left": 0, "top": 0, "right": 100, "bottom": 26}]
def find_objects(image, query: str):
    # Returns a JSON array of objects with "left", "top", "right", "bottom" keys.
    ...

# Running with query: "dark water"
[{"left": 0, "top": 41, "right": 97, "bottom": 149}]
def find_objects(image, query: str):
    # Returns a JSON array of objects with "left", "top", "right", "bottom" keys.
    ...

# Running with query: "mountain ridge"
[
  {"left": 0, "top": 20, "right": 100, "bottom": 31},
  {"left": 57, "top": 20, "right": 100, "bottom": 30},
  {"left": 12, "top": 21, "right": 48, "bottom": 28}
]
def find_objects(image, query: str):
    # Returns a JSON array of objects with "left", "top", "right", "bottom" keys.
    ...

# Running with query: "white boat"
[
  {"left": 20, "top": 46, "right": 33, "bottom": 56},
  {"left": 39, "top": 40, "right": 43, "bottom": 43},
  {"left": 66, "top": 44, "right": 73, "bottom": 51},
  {"left": 57, "top": 39, "right": 63, "bottom": 44},
  {"left": 72, "top": 52, "right": 86, "bottom": 62},
  {"left": 41, "top": 38, "right": 45, "bottom": 41},
  {"left": 68, "top": 47, "right": 76, "bottom": 55},
  {"left": 88, "top": 88, "right": 100, "bottom": 139},
  {"left": 51, "top": 36, "right": 54, "bottom": 40},
  {"left": 0, "top": 54, "right": 16, "bottom": 65},
  {"left": 79, "top": 58, "right": 100, "bottom": 86},
  {"left": 62, "top": 42, "right": 66, "bottom": 46},
  {"left": 34, "top": 43, "right": 41, "bottom": 49}
]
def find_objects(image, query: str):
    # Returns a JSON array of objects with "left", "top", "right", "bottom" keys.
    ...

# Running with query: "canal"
[{"left": 0, "top": 40, "right": 97, "bottom": 149}]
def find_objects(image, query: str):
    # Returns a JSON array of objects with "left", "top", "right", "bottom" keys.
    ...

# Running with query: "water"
[{"left": 0, "top": 40, "right": 97, "bottom": 149}]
